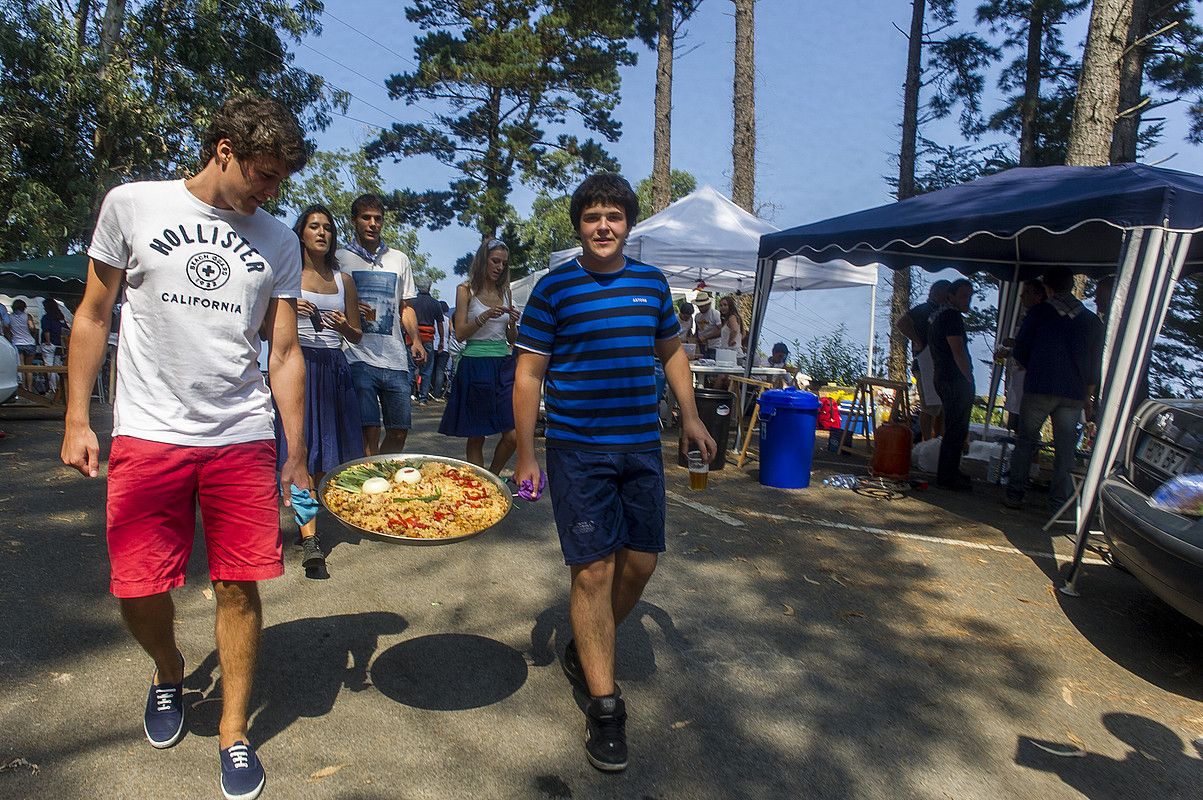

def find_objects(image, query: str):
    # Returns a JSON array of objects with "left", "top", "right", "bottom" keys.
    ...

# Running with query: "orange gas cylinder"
[{"left": 871, "top": 422, "right": 913, "bottom": 480}]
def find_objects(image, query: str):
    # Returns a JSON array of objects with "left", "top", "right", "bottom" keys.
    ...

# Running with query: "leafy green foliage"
[
  {"left": 635, "top": 170, "right": 696, "bottom": 221},
  {"left": 278, "top": 148, "right": 442, "bottom": 286},
  {"left": 0, "top": 0, "right": 342, "bottom": 260},
  {"left": 1151, "top": 275, "right": 1203, "bottom": 398},
  {"left": 455, "top": 168, "right": 699, "bottom": 280},
  {"left": 791, "top": 324, "right": 871, "bottom": 386},
  {"left": 972, "top": 1, "right": 1087, "bottom": 164},
  {"left": 367, "top": 0, "right": 637, "bottom": 236}
]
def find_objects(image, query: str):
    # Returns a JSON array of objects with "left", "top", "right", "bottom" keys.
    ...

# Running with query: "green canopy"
[{"left": 0, "top": 254, "right": 88, "bottom": 297}]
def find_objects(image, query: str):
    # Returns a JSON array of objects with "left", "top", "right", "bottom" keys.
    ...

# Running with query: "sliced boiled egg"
[
  {"left": 394, "top": 467, "right": 423, "bottom": 485},
  {"left": 362, "top": 477, "right": 391, "bottom": 495}
]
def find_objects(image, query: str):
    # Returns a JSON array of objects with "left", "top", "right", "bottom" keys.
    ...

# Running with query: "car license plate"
[{"left": 1139, "top": 437, "right": 1188, "bottom": 475}]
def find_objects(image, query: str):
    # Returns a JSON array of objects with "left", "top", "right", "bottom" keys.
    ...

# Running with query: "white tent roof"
[{"left": 547, "top": 185, "right": 877, "bottom": 294}]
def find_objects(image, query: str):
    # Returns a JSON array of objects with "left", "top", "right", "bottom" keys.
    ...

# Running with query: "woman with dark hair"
[
  {"left": 717, "top": 295, "right": 746, "bottom": 357},
  {"left": 438, "top": 237, "right": 519, "bottom": 473},
  {"left": 280, "top": 204, "right": 364, "bottom": 570}
]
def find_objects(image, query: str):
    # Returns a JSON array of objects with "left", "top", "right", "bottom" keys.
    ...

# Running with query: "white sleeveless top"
[
  {"left": 466, "top": 293, "right": 510, "bottom": 342},
  {"left": 298, "top": 275, "right": 345, "bottom": 349}
]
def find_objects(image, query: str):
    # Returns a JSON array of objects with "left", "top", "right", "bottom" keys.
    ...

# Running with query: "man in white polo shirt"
[
  {"left": 61, "top": 94, "right": 309, "bottom": 800},
  {"left": 338, "top": 194, "right": 426, "bottom": 455}
]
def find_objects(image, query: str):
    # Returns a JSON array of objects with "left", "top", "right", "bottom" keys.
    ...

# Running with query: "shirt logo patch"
[
  {"left": 632, "top": 297, "right": 649, "bottom": 304},
  {"left": 186, "top": 252, "right": 232, "bottom": 291}
]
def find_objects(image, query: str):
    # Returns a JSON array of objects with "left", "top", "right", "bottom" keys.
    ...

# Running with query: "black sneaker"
[
  {"left": 585, "top": 694, "right": 628, "bottom": 772},
  {"left": 300, "top": 536, "right": 325, "bottom": 568},
  {"left": 144, "top": 652, "right": 185, "bottom": 749},
  {"left": 220, "top": 740, "right": 266, "bottom": 800}
]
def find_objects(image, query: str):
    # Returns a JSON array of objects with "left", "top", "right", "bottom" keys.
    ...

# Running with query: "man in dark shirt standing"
[
  {"left": 1004, "top": 266, "right": 1104, "bottom": 510},
  {"left": 929, "top": 278, "right": 975, "bottom": 491},
  {"left": 895, "top": 279, "right": 952, "bottom": 440},
  {"left": 408, "top": 278, "right": 444, "bottom": 406}
]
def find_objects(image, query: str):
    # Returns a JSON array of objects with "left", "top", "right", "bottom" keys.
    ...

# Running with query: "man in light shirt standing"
[{"left": 338, "top": 194, "right": 426, "bottom": 455}]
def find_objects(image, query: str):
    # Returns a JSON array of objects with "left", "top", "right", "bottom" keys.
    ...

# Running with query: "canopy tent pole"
[
  {"left": 1062, "top": 228, "right": 1192, "bottom": 593},
  {"left": 745, "top": 256, "right": 777, "bottom": 381},
  {"left": 866, "top": 276, "right": 878, "bottom": 376}
]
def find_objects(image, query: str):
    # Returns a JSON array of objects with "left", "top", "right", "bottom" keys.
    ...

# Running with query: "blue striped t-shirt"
[{"left": 516, "top": 258, "right": 679, "bottom": 452}]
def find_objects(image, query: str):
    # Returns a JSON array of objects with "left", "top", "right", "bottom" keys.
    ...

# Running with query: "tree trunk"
[
  {"left": 76, "top": 0, "right": 92, "bottom": 50},
  {"left": 889, "top": 0, "right": 926, "bottom": 382},
  {"left": 1110, "top": 0, "right": 1150, "bottom": 164},
  {"left": 651, "top": 0, "right": 674, "bottom": 215},
  {"left": 731, "top": 0, "right": 755, "bottom": 212},
  {"left": 1066, "top": 0, "right": 1133, "bottom": 166},
  {"left": 1018, "top": 2, "right": 1045, "bottom": 166},
  {"left": 98, "top": 0, "right": 126, "bottom": 66}
]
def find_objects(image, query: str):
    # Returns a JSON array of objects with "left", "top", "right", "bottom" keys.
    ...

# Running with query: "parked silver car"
[
  {"left": 0, "top": 336, "right": 17, "bottom": 404},
  {"left": 1100, "top": 399, "right": 1203, "bottom": 625}
]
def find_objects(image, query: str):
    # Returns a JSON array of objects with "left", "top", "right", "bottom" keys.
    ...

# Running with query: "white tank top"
[
  {"left": 297, "top": 275, "right": 345, "bottom": 349},
  {"left": 466, "top": 293, "right": 510, "bottom": 342}
]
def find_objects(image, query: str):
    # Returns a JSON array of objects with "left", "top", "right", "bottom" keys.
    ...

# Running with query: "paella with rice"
[{"left": 322, "top": 458, "right": 509, "bottom": 540}]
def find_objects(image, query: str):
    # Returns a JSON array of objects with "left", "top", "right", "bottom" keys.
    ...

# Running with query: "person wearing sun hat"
[{"left": 692, "top": 291, "right": 721, "bottom": 358}]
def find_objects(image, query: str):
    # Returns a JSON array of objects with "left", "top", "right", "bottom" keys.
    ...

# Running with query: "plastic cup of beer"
[{"left": 687, "top": 450, "right": 709, "bottom": 491}]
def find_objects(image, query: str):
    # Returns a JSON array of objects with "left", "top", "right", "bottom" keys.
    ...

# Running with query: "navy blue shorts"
[
  {"left": 349, "top": 361, "right": 412, "bottom": 430},
  {"left": 545, "top": 448, "right": 666, "bottom": 566}
]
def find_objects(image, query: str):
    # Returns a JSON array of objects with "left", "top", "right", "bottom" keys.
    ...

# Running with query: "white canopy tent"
[{"left": 514, "top": 185, "right": 880, "bottom": 362}]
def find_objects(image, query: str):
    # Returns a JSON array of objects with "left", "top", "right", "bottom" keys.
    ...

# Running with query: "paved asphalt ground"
[{"left": 2, "top": 402, "right": 1203, "bottom": 799}]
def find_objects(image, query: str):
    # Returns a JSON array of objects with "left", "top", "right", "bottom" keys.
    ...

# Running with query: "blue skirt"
[
  {"left": 277, "top": 346, "right": 365, "bottom": 475},
  {"left": 438, "top": 353, "right": 515, "bottom": 437}
]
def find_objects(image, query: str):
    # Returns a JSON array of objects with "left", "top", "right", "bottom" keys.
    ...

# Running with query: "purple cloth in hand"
[{"left": 516, "top": 470, "right": 547, "bottom": 502}]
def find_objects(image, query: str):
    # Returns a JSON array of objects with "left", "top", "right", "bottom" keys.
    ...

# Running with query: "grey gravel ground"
[{"left": 2, "top": 402, "right": 1202, "bottom": 800}]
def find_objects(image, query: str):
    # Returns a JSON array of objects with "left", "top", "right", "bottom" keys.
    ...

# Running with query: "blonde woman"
[{"left": 439, "top": 238, "right": 519, "bottom": 473}]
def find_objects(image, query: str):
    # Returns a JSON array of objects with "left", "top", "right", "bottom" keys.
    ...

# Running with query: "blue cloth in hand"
[{"left": 290, "top": 485, "right": 320, "bottom": 527}]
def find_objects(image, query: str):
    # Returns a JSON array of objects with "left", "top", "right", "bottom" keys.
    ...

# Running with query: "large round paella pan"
[{"left": 317, "top": 454, "right": 512, "bottom": 545}]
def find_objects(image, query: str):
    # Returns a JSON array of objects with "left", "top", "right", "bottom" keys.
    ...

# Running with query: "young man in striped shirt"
[{"left": 513, "top": 173, "right": 716, "bottom": 772}]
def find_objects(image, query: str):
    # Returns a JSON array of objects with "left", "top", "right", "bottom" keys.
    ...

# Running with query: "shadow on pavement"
[
  {"left": 1055, "top": 569, "right": 1203, "bottom": 701},
  {"left": 184, "top": 611, "right": 407, "bottom": 744},
  {"left": 1015, "top": 712, "right": 1203, "bottom": 797},
  {"left": 529, "top": 599, "right": 690, "bottom": 686},
  {"left": 371, "top": 633, "right": 527, "bottom": 711}
]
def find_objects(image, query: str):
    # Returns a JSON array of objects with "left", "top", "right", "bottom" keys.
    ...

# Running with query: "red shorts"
[{"left": 106, "top": 436, "right": 283, "bottom": 598}]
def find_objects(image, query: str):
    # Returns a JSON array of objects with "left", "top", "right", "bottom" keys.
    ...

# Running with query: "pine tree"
[
  {"left": 976, "top": 1, "right": 1089, "bottom": 166},
  {"left": 888, "top": 0, "right": 996, "bottom": 380},
  {"left": 731, "top": 0, "right": 755, "bottom": 212},
  {"left": 367, "top": 1, "right": 635, "bottom": 237},
  {"left": 1066, "top": 0, "right": 1134, "bottom": 165},
  {"left": 1110, "top": 1, "right": 1203, "bottom": 163},
  {"left": 631, "top": 1, "right": 703, "bottom": 214}
]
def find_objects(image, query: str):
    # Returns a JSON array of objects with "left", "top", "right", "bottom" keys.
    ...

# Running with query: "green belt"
[{"left": 461, "top": 339, "right": 510, "bottom": 357}]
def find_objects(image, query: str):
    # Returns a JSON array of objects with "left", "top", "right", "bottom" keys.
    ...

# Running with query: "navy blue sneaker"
[
  {"left": 220, "top": 741, "right": 266, "bottom": 800},
  {"left": 143, "top": 653, "right": 185, "bottom": 749}
]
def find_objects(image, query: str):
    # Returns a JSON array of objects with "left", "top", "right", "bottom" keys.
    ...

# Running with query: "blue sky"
[{"left": 292, "top": 0, "right": 1203, "bottom": 378}]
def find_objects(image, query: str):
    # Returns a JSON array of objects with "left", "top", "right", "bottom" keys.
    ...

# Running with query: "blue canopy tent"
[{"left": 752, "top": 164, "right": 1203, "bottom": 593}]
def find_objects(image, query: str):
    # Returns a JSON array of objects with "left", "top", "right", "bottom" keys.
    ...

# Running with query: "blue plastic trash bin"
[{"left": 758, "top": 388, "right": 821, "bottom": 488}]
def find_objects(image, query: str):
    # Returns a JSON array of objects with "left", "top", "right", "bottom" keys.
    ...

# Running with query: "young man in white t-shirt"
[
  {"left": 60, "top": 95, "right": 309, "bottom": 800},
  {"left": 338, "top": 194, "right": 425, "bottom": 454}
]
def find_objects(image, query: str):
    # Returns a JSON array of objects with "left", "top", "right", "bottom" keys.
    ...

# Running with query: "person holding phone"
[
  {"left": 438, "top": 237, "right": 519, "bottom": 473},
  {"left": 283, "top": 204, "right": 364, "bottom": 570}
]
